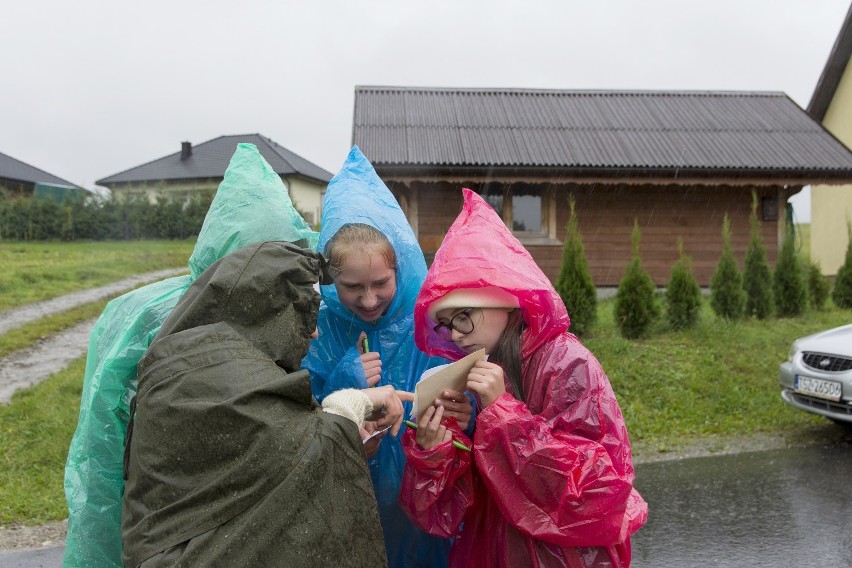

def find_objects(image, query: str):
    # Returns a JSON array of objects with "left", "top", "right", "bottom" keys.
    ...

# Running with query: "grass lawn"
[
  {"left": 586, "top": 299, "right": 851, "bottom": 455},
  {"left": 0, "top": 357, "right": 85, "bottom": 524},
  {"left": 0, "top": 240, "right": 194, "bottom": 312}
]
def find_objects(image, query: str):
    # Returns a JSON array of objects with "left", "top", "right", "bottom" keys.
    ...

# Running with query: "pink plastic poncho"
[{"left": 400, "top": 189, "right": 648, "bottom": 567}]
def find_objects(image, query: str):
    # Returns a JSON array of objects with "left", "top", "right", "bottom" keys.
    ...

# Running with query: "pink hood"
[{"left": 415, "top": 188, "right": 570, "bottom": 361}]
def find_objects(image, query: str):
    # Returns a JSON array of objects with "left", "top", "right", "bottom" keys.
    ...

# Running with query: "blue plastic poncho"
[
  {"left": 302, "top": 146, "right": 451, "bottom": 568},
  {"left": 63, "top": 143, "right": 318, "bottom": 568}
]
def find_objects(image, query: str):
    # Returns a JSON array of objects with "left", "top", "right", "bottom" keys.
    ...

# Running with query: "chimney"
[{"left": 180, "top": 141, "right": 192, "bottom": 160}]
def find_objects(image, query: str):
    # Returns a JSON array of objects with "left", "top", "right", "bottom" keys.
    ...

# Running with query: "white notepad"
[{"left": 411, "top": 348, "right": 486, "bottom": 422}]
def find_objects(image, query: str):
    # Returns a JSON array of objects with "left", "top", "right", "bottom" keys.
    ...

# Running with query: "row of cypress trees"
[{"left": 556, "top": 193, "right": 852, "bottom": 340}]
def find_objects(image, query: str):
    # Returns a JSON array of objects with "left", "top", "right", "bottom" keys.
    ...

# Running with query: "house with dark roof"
[
  {"left": 353, "top": 86, "right": 852, "bottom": 286},
  {"left": 0, "top": 150, "right": 79, "bottom": 197},
  {"left": 808, "top": 3, "right": 852, "bottom": 277},
  {"left": 97, "top": 134, "right": 333, "bottom": 226}
]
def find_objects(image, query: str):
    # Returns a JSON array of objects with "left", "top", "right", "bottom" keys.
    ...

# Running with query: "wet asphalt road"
[
  {"left": 0, "top": 546, "right": 63, "bottom": 567},
  {"left": 631, "top": 443, "right": 852, "bottom": 567}
]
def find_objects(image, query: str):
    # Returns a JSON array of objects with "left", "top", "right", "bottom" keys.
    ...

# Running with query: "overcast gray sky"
[{"left": 3, "top": 0, "right": 850, "bottom": 222}]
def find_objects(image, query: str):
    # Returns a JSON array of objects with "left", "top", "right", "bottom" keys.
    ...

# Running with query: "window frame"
[{"left": 479, "top": 182, "right": 559, "bottom": 245}]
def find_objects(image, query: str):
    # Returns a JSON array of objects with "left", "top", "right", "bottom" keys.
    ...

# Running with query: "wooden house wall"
[{"left": 398, "top": 181, "right": 780, "bottom": 287}]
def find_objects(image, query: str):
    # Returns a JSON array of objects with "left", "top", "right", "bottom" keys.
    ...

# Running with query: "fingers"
[
  {"left": 440, "top": 389, "right": 468, "bottom": 403},
  {"left": 360, "top": 353, "right": 381, "bottom": 386},
  {"left": 467, "top": 365, "right": 506, "bottom": 408},
  {"left": 368, "top": 385, "right": 404, "bottom": 437},
  {"left": 435, "top": 396, "right": 469, "bottom": 414},
  {"left": 415, "top": 405, "right": 449, "bottom": 450},
  {"left": 396, "top": 390, "right": 415, "bottom": 403}
]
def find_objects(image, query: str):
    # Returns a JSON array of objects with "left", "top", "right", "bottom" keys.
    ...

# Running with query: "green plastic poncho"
[{"left": 62, "top": 143, "right": 318, "bottom": 568}]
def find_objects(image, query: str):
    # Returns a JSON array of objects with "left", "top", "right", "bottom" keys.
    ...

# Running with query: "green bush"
[
  {"left": 555, "top": 194, "right": 597, "bottom": 336},
  {"left": 666, "top": 239, "right": 702, "bottom": 330},
  {"left": 614, "top": 220, "right": 659, "bottom": 339},
  {"left": 774, "top": 231, "right": 808, "bottom": 317},
  {"left": 710, "top": 214, "right": 746, "bottom": 320},
  {"left": 832, "top": 222, "right": 852, "bottom": 309},
  {"left": 0, "top": 192, "right": 213, "bottom": 241},
  {"left": 742, "top": 192, "right": 773, "bottom": 319},
  {"left": 807, "top": 260, "right": 831, "bottom": 311}
]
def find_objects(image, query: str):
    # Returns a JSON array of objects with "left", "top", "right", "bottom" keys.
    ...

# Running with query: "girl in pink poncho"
[{"left": 399, "top": 189, "right": 648, "bottom": 567}]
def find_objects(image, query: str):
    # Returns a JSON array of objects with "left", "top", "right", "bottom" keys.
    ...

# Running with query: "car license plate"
[{"left": 795, "top": 375, "right": 842, "bottom": 401}]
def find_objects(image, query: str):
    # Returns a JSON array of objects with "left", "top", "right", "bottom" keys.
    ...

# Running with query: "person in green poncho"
[{"left": 63, "top": 143, "right": 319, "bottom": 568}]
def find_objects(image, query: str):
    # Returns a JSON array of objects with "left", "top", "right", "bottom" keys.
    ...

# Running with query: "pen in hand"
[{"left": 404, "top": 419, "right": 472, "bottom": 452}]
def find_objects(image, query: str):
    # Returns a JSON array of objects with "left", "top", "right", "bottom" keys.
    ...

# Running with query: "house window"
[
  {"left": 761, "top": 196, "right": 778, "bottom": 222},
  {"left": 476, "top": 183, "right": 557, "bottom": 243},
  {"left": 478, "top": 183, "right": 505, "bottom": 218},
  {"left": 511, "top": 184, "right": 542, "bottom": 233}
]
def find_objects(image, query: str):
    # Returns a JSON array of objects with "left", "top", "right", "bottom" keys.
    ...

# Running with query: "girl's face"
[
  {"left": 434, "top": 306, "right": 510, "bottom": 355},
  {"left": 334, "top": 250, "right": 397, "bottom": 322}
]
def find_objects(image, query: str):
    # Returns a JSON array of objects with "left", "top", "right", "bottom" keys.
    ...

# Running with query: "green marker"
[
  {"left": 361, "top": 335, "right": 370, "bottom": 353},
  {"left": 404, "top": 419, "right": 472, "bottom": 452}
]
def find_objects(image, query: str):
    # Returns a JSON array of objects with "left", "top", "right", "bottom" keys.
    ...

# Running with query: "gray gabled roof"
[
  {"left": 808, "top": 4, "right": 852, "bottom": 121},
  {"left": 97, "top": 134, "right": 334, "bottom": 186},
  {"left": 354, "top": 86, "right": 852, "bottom": 180},
  {"left": 0, "top": 150, "right": 77, "bottom": 186}
]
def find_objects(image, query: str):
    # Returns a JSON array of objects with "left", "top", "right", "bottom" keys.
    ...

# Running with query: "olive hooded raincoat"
[
  {"left": 122, "top": 241, "right": 386, "bottom": 567},
  {"left": 302, "top": 146, "right": 452, "bottom": 568},
  {"left": 63, "top": 143, "right": 318, "bottom": 567},
  {"left": 399, "top": 189, "right": 648, "bottom": 568}
]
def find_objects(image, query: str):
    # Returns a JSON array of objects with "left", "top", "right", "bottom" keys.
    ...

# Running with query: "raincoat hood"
[
  {"left": 151, "top": 241, "right": 327, "bottom": 373},
  {"left": 188, "top": 143, "right": 319, "bottom": 279},
  {"left": 415, "top": 188, "right": 570, "bottom": 361},
  {"left": 318, "top": 146, "right": 427, "bottom": 330}
]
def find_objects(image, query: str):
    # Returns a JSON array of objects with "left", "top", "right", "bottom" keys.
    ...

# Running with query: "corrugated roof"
[
  {"left": 0, "top": 150, "right": 77, "bottom": 186},
  {"left": 808, "top": 4, "right": 852, "bottom": 121},
  {"left": 353, "top": 87, "right": 852, "bottom": 177},
  {"left": 97, "top": 134, "right": 333, "bottom": 186}
]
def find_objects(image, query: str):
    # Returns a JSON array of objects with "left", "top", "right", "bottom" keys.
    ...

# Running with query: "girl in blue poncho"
[{"left": 302, "top": 147, "right": 469, "bottom": 568}]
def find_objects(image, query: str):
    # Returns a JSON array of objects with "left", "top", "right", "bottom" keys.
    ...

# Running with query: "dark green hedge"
[{"left": 0, "top": 193, "right": 213, "bottom": 241}]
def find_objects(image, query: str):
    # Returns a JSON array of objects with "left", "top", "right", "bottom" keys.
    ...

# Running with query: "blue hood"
[{"left": 317, "top": 146, "right": 426, "bottom": 330}]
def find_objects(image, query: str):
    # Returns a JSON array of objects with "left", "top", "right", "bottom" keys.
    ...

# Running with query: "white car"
[{"left": 780, "top": 323, "right": 852, "bottom": 424}]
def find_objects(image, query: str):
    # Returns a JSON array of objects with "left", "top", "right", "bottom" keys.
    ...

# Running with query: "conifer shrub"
[
  {"left": 773, "top": 231, "right": 808, "bottom": 317},
  {"left": 832, "top": 222, "right": 852, "bottom": 309},
  {"left": 615, "top": 220, "right": 659, "bottom": 339},
  {"left": 555, "top": 194, "right": 597, "bottom": 336},
  {"left": 710, "top": 214, "right": 746, "bottom": 320},
  {"left": 806, "top": 260, "right": 831, "bottom": 311},
  {"left": 742, "top": 192, "right": 773, "bottom": 319},
  {"left": 666, "top": 239, "right": 702, "bottom": 330}
]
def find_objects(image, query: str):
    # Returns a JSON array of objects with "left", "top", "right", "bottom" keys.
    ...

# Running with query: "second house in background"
[{"left": 96, "top": 133, "right": 332, "bottom": 227}]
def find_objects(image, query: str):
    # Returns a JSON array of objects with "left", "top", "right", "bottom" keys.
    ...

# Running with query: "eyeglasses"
[{"left": 433, "top": 308, "right": 478, "bottom": 341}]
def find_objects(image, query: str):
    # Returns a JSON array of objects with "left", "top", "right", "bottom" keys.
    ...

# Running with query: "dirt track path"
[
  {"left": 0, "top": 268, "right": 187, "bottom": 336},
  {"left": 0, "top": 268, "right": 187, "bottom": 404}
]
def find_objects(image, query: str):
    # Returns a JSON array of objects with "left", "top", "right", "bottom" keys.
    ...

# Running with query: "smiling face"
[
  {"left": 434, "top": 306, "right": 510, "bottom": 355},
  {"left": 334, "top": 248, "right": 397, "bottom": 322}
]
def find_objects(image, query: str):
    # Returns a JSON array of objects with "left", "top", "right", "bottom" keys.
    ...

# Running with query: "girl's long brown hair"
[{"left": 489, "top": 309, "right": 526, "bottom": 402}]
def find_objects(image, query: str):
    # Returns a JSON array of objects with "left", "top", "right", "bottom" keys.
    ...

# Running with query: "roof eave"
[
  {"left": 808, "top": 4, "right": 852, "bottom": 121},
  {"left": 372, "top": 164, "right": 852, "bottom": 186}
]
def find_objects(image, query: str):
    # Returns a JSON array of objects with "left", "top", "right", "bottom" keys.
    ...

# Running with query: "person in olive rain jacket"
[{"left": 122, "top": 241, "right": 410, "bottom": 568}]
